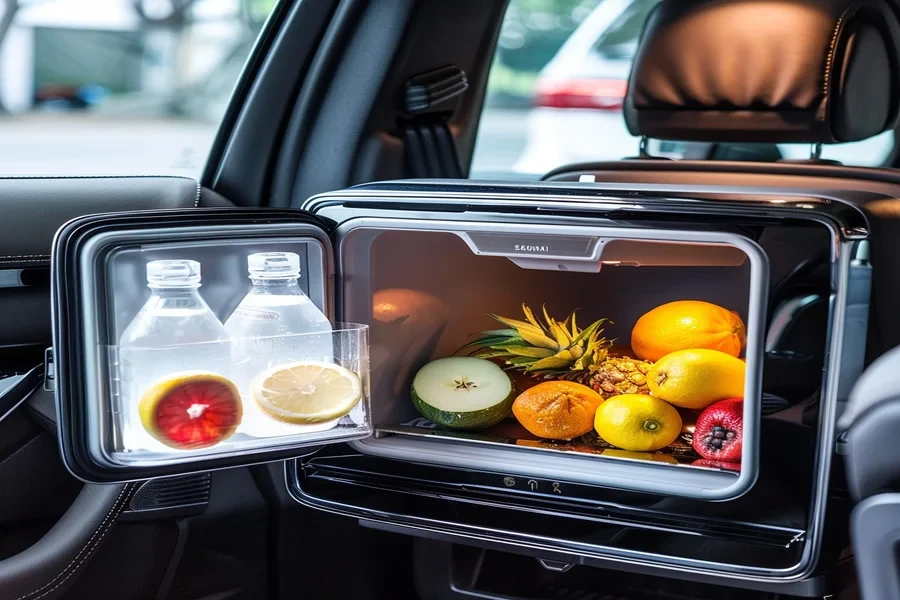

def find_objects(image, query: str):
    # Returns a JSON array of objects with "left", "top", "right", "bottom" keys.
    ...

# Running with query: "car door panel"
[
  {"left": 0, "top": 177, "right": 234, "bottom": 347},
  {"left": 0, "top": 176, "right": 241, "bottom": 600}
]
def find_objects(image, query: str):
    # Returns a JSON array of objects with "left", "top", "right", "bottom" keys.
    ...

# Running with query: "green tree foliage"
[{"left": 496, "top": 0, "right": 600, "bottom": 72}]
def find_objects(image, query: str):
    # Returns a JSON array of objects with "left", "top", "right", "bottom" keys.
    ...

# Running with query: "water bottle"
[
  {"left": 224, "top": 252, "right": 334, "bottom": 436},
  {"left": 118, "top": 259, "right": 231, "bottom": 452}
]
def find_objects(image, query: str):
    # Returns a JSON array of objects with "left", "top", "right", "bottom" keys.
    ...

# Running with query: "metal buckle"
[{"left": 43, "top": 348, "right": 55, "bottom": 392}]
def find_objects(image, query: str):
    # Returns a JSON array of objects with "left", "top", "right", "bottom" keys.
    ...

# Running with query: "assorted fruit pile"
[
  {"left": 138, "top": 362, "right": 362, "bottom": 450},
  {"left": 410, "top": 300, "right": 747, "bottom": 470}
]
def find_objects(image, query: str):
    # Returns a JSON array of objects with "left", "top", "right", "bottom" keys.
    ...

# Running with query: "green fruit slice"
[
  {"left": 411, "top": 357, "right": 515, "bottom": 430},
  {"left": 138, "top": 372, "right": 242, "bottom": 449}
]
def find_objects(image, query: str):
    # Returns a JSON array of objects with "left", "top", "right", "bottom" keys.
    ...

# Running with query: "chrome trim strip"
[
  {"left": 302, "top": 184, "right": 868, "bottom": 236},
  {"left": 303, "top": 460, "right": 805, "bottom": 545},
  {"left": 286, "top": 462, "right": 801, "bottom": 583},
  {"left": 0, "top": 269, "right": 24, "bottom": 288}
]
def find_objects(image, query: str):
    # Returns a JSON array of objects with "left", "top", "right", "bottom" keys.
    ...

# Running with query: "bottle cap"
[
  {"left": 248, "top": 252, "right": 301, "bottom": 278},
  {"left": 146, "top": 259, "right": 201, "bottom": 287}
]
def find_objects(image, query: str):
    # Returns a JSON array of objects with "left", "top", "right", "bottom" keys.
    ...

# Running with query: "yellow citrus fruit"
[
  {"left": 594, "top": 394, "right": 682, "bottom": 452},
  {"left": 631, "top": 300, "right": 746, "bottom": 362},
  {"left": 251, "top": 361, "right": 362, "bottom": 424},
  {"left": 512, "top": 380, "right": 604, "bottom": 440},
  {"left": 647, "top": 349, "right": 745, "bottom": 409},
  {"left": 138, "top": 372, "right": 242, "bottom": 449},
  {"left": 602, "top": 448, "right": 679, "bottom": 464}
]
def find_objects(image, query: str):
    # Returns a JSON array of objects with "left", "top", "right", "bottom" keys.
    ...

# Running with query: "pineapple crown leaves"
[{"left": 459, "top": 304, "right": 614, "bottom": 374}]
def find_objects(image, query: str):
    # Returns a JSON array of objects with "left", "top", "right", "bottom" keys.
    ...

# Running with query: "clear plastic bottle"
[
  {"left": 224, "top": 252, "right": 334, "bottom": 435},
  {"left": 118, "top": 259, "right": 230, "bottom": 451}
]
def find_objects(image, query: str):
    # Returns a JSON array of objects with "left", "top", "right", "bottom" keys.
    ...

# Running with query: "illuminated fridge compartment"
[
  {"left": 338, "top": 220, "right": 768, "bottom": 500},
  {"left": 52, "top": 212, "right": 371, "bottom": 482}
]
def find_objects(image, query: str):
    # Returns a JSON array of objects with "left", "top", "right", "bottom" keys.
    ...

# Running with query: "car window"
[
  {"left": 0, "top": 0, "right": 279, "bottom": 177},
  {"left": 471, "top": 0, "right": 895, "bottom": 179},
  {"left": 591, "top": 0, "right": 658, "bottom": 59}
]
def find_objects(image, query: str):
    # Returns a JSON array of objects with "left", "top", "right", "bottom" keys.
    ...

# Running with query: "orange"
[
  {"left": 512, "top": 381, "right": 604, "bottom": 441},
  {"left": 631, "top": 300, "right": 745, "bottom": 362},
  {"left": 594, "top": 394, "right": 682, "bottom": 452}
]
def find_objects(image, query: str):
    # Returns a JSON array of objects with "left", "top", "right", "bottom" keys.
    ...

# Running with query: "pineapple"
[
  {"left": 578, "top": 354, "right": 652, "bottom": 398},
  {"left": 462, "top": 304, "right": 652, "bottom": 398}
]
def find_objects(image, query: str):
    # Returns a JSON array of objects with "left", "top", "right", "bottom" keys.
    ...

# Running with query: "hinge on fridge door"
[{"left": 43, "top": 348, "right": 55, "bottom": 392}]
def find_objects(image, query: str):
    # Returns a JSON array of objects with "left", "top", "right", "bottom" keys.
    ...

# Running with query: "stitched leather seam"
[
  {"left": 821, "top": 3, "right": 863, "bottom": 121},
  {"left": 0, "top": 256, "right": 50, "bottom": 264},
  {"left": 15, "top": 484, "right": 135, "bottom": 600},
  {"left": 0, "top": 435, "right": 42, "bottom": 470},
  {"left": 822, "top": 5, "right": 852, "bottom": 115},
  {"left": 0, "top": 259, "right": 50, "bottom": 267},
  {"left": 0, "top": 260, "right": 50, "bottom": 265},
  {"left": 0, "top": 177, "right": 204, "bottom": 264}
]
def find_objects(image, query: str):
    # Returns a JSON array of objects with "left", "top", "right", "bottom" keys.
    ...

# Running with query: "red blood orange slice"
[{"left": 138, "top": 372, "right": 242, "bottom": 449}]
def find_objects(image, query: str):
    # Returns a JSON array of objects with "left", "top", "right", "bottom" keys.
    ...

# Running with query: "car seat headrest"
[{"left": 625, "top": 0, "right": 900, "bottom": 144}]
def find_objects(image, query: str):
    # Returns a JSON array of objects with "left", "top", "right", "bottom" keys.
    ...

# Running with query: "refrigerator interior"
[{"left": 340, "top": 226, "right": 767, "bottom": 484}]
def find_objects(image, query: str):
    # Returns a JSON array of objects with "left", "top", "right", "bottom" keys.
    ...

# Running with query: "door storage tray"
[{"left": 52, "top": 209, "right": 371, "bottom": 482}]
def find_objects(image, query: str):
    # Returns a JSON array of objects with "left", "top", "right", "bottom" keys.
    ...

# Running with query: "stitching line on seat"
[
  {"left": 15, "top": 484, "right": 135, "bottom": 600},
  {"left": 0, "top": 176, "right": 205, "bottom": 263},
  {"left": 820, "top": 3, "right": 859, "bottom": 121},
  {"left": 0, "top": 257, "right": 50, "bottom": 264},
  {"left": 0, "top": 435, "right": 42, "bottom": 471}
]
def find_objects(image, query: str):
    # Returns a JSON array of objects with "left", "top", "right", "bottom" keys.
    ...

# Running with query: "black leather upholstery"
[
  {"left": 0, "top": 176, "right": 232, "bottom": 269},
  {"left": 0, "top": 480, "right": 136, "bottom": 600},
  {"left": 0, "top": 177, "right": 232, "bottom": 346},
  {"left": 625, "top": 0, "right": 900, "bottom": 143},
  {"left": 841, "top": 344, "right": 900, "bottom": 500},
  {"left": 0, "top": 177, "right": 234, "bottom": 598}
]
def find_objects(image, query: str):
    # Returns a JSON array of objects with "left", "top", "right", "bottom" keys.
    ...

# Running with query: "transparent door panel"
[
  {"left": 58, "top": 221, "right": 372, "bottom": 480},
  {"left": 337, "top": 222, "right": 767, "bottom": 500},
  {"left": 105, "top": 328, "right": 368, "bottom": 465}
]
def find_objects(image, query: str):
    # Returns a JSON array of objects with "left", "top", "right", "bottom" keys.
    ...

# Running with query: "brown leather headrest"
[{"left": 625, "top": 0, "right": 900, "bottom": 143}]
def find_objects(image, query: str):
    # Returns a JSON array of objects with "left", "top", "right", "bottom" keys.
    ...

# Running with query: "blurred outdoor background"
[
  {"left": 0, "top": 0, "right": 277, "bottom": 175},
  {"left": 0, "top": 0, "right": 892, "bottom": 177}
]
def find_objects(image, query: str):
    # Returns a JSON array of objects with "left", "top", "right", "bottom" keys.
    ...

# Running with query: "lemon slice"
[{"left": 250, "top": 361, "right": 362, "bottom": 424}]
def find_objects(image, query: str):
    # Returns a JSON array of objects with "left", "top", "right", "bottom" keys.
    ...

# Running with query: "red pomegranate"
[{"left": 692, "top": 398, "right": 743, "bottom": 462}]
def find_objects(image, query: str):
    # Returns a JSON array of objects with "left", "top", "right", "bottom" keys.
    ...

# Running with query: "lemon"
[
  {"left": 250, "top": 361, "right": 362, "bottom": 424},
  {"left": 647, "top": 348, "right": 745, "bottom": 409},
  {"left": 594, "top": 394, "right": 682, "bottom": 452}
]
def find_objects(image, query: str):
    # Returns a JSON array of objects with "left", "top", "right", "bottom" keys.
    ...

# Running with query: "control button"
[
  {"left": 503, "top": 476, "right": 516, "bottom": 488},
  {"left": 527, "top": 479, "right": 538, "bottom": 491}
]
